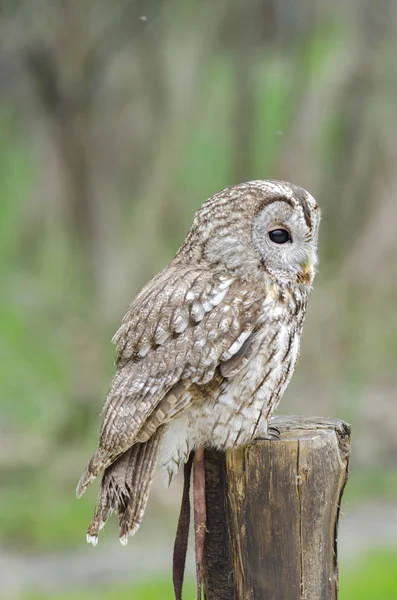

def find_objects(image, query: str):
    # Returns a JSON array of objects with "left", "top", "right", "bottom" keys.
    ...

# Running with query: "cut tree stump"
[{"left": 203, "top": 416, "right": 351, "bottom": 600}]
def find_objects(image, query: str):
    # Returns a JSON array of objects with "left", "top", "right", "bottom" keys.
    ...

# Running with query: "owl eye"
[{"left": 268, "top": 229, "right": 291, "bottom": 244}]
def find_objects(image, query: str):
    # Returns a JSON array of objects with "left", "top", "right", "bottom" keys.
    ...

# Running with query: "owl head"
[{"left": 178, "top": 180, "right": 321, "bottom": 286}]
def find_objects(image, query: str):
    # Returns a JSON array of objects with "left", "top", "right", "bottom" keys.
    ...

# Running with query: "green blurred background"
[{"left": 1, "top": 0, "right": 397, "bottom": 598}]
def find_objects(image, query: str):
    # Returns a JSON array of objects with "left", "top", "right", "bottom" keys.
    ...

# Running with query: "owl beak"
[{"left": 302, "top": 256, "right": 311, "bottom": 275}]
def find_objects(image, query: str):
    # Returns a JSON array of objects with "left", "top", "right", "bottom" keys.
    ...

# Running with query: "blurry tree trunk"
[
  {"left": 126, "top": 1, "right": 227, "bottom": 285},
  {"left": 26, "top": 45, "right": 96, "bottom": 279},
  {"left": 319, "top": 0, "right": 393, "bottom": 264},
  {"left": 25, "top": 0, "right": 158, "bottom": 292},
  {"left": 229, "top": 0, "right": 257, "bottom": 182}
]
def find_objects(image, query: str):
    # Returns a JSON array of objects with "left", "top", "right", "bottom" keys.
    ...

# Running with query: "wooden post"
[{"left": 203, "top": 416, "right": 351, "bottom": 600}]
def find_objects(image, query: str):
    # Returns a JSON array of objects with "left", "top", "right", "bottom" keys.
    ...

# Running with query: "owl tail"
[{"left": 86, "top": 428, "right": 163, "bottom": 546}]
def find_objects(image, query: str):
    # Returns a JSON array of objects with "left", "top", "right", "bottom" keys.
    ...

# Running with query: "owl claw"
[
  {"left": 166, "top": 467, "right": 174, "bottom": 488},
  {"left": 255, "top": 425, "right": 281, "bottom": 441}
]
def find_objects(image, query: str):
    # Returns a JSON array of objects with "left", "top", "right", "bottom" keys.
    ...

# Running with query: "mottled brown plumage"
[{"left": 76, "top": 180, "right": 320, "bottom": 546}]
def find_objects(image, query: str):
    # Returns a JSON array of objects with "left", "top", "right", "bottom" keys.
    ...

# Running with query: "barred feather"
[{"left": 76, "top": 180, "right": 320, "bottom": 544}]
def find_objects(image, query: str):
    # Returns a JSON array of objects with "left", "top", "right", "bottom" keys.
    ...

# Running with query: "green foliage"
[
  {"left": 21, "top": 580, "right": 195, "bottom": 600},
  {"left": 24, "top": 579, "right": 195, "bottom": 600},
  {"left": 18, "top": 551, "right": 397, "bottom": 599},
  {"left": 0, "top": 22, "right": 396, "bottom": 551},
  {"left": 0, "top": 11, "right": 396, "bottom": 600},
  {"left": 343, "top": 469, "right": 397, "bottom": 506},
  {"left": 0, "top": 473, "right": 98, "bottom": 549},
  {"left": 340, "top": 551, "right": 397, "bottom": 599}
]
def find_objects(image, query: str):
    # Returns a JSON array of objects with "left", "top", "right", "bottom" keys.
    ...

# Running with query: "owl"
[{"left": 76, "top": 180, "right": 320, "bottom": 547}]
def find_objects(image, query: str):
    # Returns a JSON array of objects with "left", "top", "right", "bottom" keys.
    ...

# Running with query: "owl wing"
[
  {"left": 113, "top": 263, "right": 235, "bottom": 367},
  {"left": 76, "top": 264, "right": 263, "bottom": 497}
]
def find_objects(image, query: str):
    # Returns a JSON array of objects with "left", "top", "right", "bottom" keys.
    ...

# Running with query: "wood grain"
[{"left": 203, "top": 416, "right": 351, "bottom": 600}]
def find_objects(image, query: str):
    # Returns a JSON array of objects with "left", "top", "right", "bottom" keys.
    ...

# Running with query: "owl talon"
[
  {"left": 255, "top": 425, "right": 281, "bottom": 441},
  {"left": 166, "top": 467, "right": 174, "bottom": 488}
]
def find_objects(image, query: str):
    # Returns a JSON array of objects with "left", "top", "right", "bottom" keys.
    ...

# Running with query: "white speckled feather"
[{"left": 77, "top": 179, "right": 320, "bottom": 544}]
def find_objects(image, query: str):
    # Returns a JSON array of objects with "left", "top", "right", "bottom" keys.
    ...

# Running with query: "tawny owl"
[{"left": 76, "top": 180, "right": 320, "bottom": 546}]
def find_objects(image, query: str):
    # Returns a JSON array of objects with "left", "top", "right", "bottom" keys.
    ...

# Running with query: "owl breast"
[{"left": 159, "top": 290, "right": 306, "bottom": 482}]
